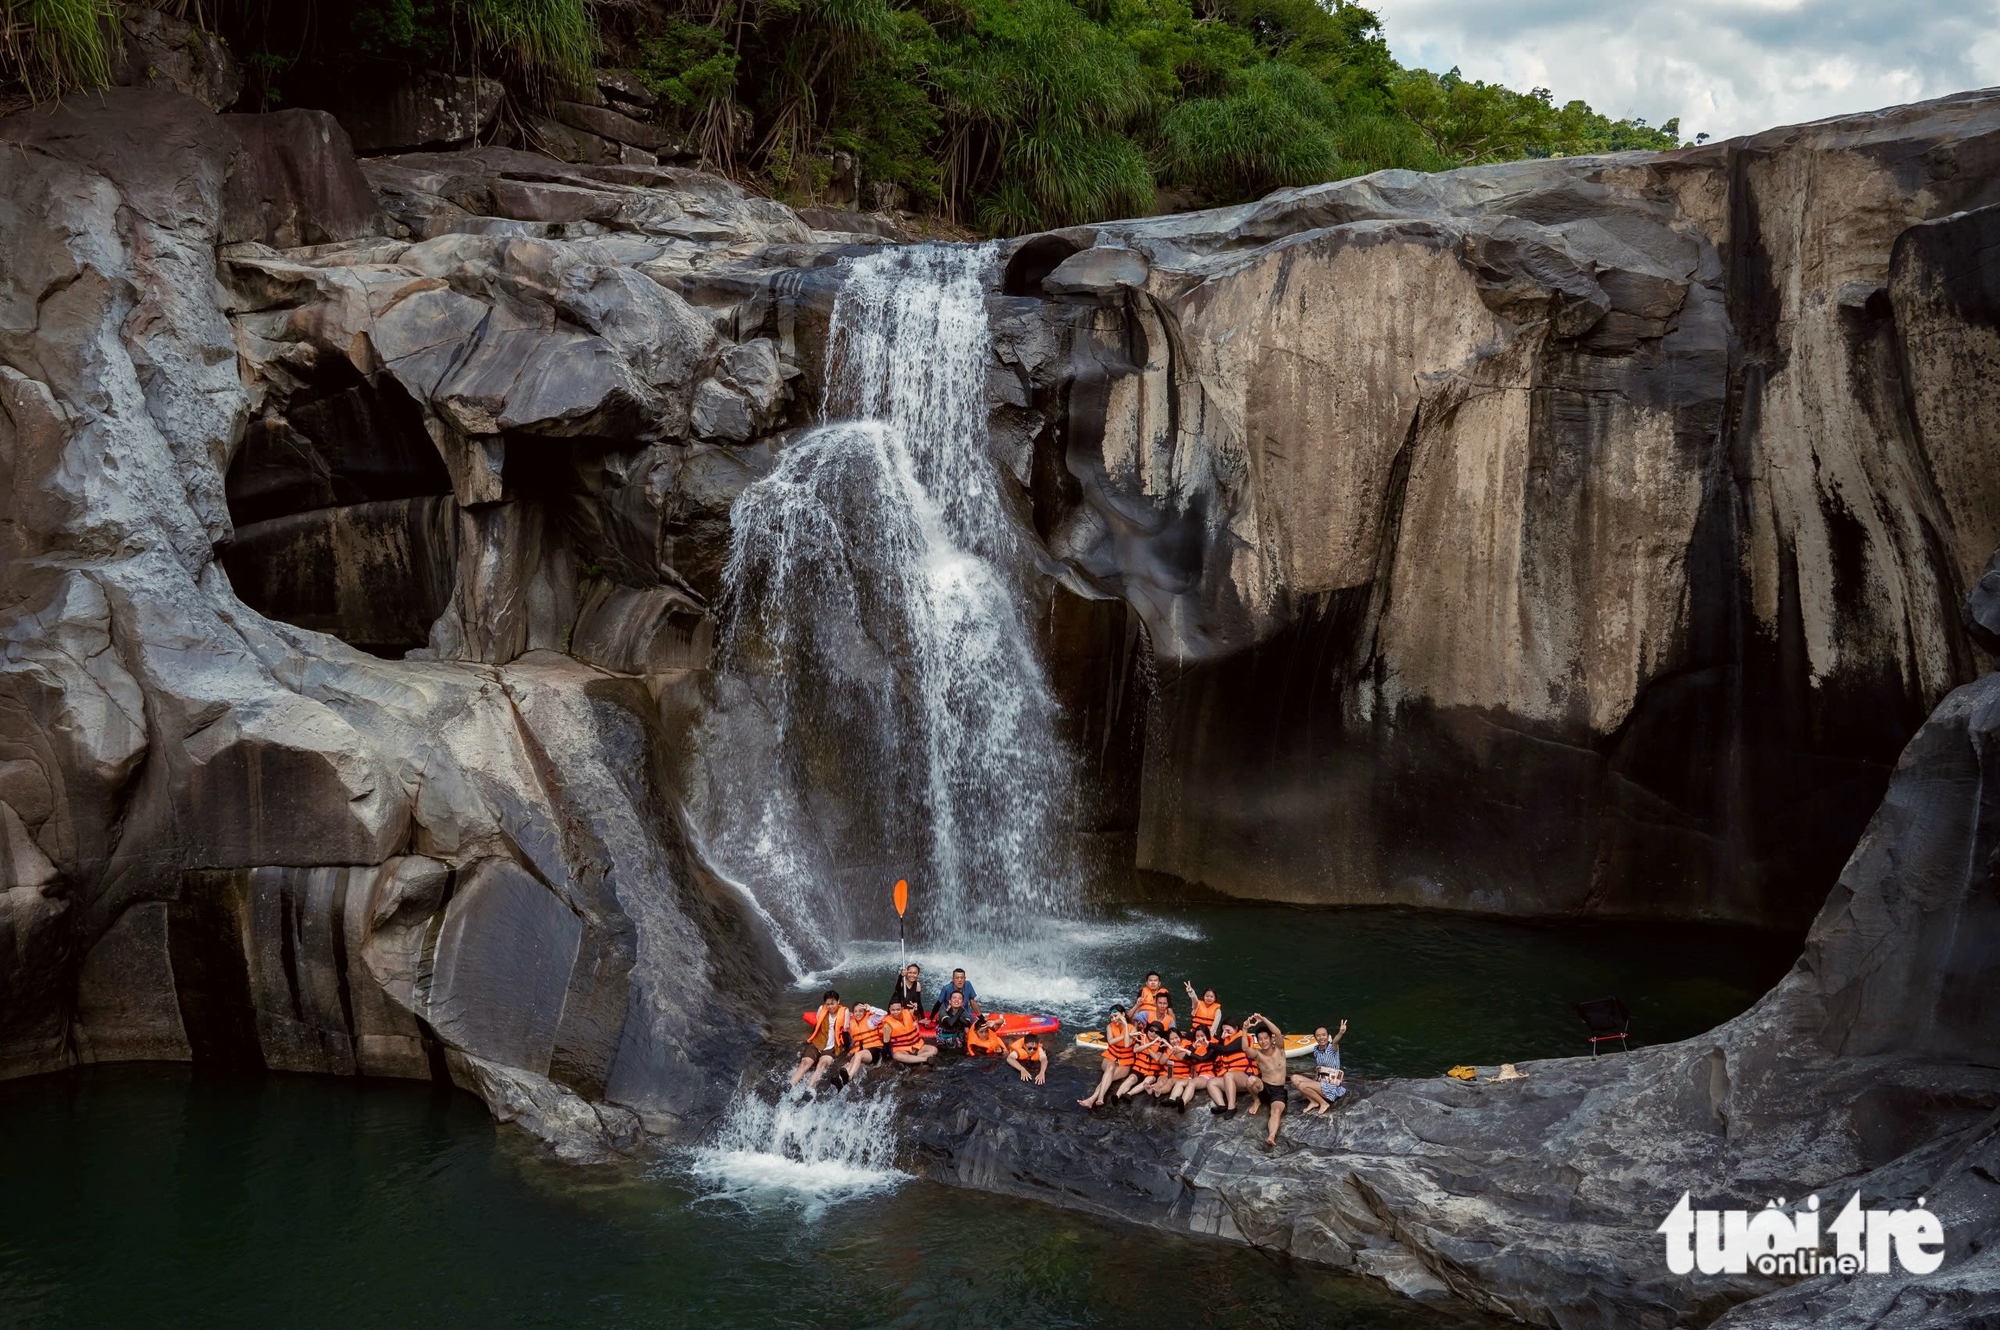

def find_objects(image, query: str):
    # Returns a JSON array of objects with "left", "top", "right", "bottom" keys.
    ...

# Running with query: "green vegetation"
[
  {"left": 2, "top": 0, "right": 1688, "bottom": 234},
  {"left": 617, "top": 0, "right": 1685, "bottom": 229},
  {"left": 2, "top": 0, "right": 115, "bottom": 98}
]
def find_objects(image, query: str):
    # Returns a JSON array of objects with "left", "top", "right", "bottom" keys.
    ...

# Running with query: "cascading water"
[
  {"left": 707, "top": 244, "right": 1078, "bottom": 965},
  {"left": 686, "top": 245, "right": 1084, "bottom": 1203}
]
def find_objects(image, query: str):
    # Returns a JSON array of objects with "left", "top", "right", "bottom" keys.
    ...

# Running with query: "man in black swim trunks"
[{"left": 1243, "top": 1013, "right": 1290, "bottom": 1145}]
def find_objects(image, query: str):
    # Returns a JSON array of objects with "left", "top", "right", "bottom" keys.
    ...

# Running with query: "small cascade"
[
  {"left": 708, "top": 244, "right": 1078, "bottom": 961},
  {"left": 688, "top": 1083, "right": 905, "bottom": 1213}
]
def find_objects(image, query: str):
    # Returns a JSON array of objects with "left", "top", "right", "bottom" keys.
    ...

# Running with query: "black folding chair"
[{"left": 1574, "top": 997, "right": 1630, "bottom": 1056}]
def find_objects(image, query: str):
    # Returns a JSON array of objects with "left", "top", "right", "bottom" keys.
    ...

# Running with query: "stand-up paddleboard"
[
  {"left": 1075, "top": 1030, "right": 1316, "bottom": 1059},
  {"left": 803, "top": 1011, "right": 1059, "bottom": 1039}
]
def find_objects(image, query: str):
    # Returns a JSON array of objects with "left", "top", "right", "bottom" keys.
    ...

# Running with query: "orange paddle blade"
[{"left": 893, "top": 879, "right": 909, "bottom": 917}]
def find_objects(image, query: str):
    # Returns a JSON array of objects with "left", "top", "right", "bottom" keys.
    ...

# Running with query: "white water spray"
[
  {"left": 714, "top": 245, "right": 1077, "bottom": 958},
  {"left": 688, "top": 1084, "right": 905, "bottom": 1215}
]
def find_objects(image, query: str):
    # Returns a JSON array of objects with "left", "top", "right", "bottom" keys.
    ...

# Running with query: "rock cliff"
[
  {"left": 1013, "top": 92, "right": 2000, "bottom": 927},
  {"left": 2, "top": 79, "right": 1999, "bottom": 1325}
]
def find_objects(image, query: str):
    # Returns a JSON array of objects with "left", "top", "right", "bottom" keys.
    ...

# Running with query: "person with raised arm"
[
  {"left": 1290, "top": 1020, "right": 1348, "bottom": 1114},
  {"left": 1241, "top": 1013, "right": 1292, "bottom": 1145},
  {"left": 1183, "top": 982, "right": 1222, "bottom": 1035}
]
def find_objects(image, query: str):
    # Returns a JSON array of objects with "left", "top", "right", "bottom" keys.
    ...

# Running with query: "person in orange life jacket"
[
  {"left": 883, "top": 1001, "right": 937, "bottom": 1065},
  {"left": 887, "top": 963, "right": 924, "bottom": 1011},
  {"left": 934, "top": 989, "right": 977, "bottom": 1051},
  {"left": 1183, "top": 982, "right": 1222, "bottom": 1035},
  {"left": 1132, "top": 973, "right": 1170, "bottom": 1028},
  {"left": 966, "top": 1013, "right": 1008, "bottom": 1057},
  {"left": 1290, "top": 1019, "right": 1348, "bottom": 1114},
  {"left": 1077, "top": 1005, "right": 1135, "bottom": 1109},
  {"left": 1207, "top": 1022, "right": 1256, "bottom": 1113},
  {"left": 1005, "top": 1032, "right": 1047, "bottom": 1084},
  {"left": 929, "top": 968, "right": 980, "bottom": 1019},
  {"left": 792, "top": 990, "right": 848, "bottom": 1089},
  {"left": 1116, "top": 1029, "right": 1168, "bottom": 1099},
  {"left": 838, "top": 1004, "right": 891, "bottom": 1085}
]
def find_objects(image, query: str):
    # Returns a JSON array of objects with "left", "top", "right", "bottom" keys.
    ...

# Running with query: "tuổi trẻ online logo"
[{"left": 1658, "top": 1192, "right": 1945, "bottom": 1276}]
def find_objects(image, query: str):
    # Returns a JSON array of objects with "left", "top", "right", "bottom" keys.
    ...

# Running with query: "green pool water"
[
  {"left": 0, "top": 904, "right": 1800, "bottom": 1329},
  {"left": 799, "top": 902, "right": 1802, "bottom": 1078},
  {"left": 0, "top": 1066, "right": 1493, "bottom": 1330}
]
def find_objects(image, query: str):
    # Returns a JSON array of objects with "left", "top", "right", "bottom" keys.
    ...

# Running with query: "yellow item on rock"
[{"left": 1446, "top": 1065, "right": 1478, "bottom": 1080}]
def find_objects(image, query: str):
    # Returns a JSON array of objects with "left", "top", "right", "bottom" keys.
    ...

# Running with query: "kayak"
[
  {"left": 801, "top": 1011, "right": 1060, "bottom": 1040},
  {"left": 1075, "top": 1030, "right": 1318, "bottom": 1060}
]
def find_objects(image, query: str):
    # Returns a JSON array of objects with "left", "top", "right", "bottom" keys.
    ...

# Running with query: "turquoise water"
[{"left": 0, "top": 905, "right": 1799, "bottom": 1329}]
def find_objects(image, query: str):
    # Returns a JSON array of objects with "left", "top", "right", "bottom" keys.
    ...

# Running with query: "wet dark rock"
[
  {"left": 335, "top": 72, "right": 505, "bottom": 154},
  {"left": 553, "top": 101, "right": 675, "bottom": 154}
]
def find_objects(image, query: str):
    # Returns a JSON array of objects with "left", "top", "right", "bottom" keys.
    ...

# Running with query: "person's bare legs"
[
  {"left": 1243, "top": 1075, "right": 1265, "bottom": 1115},
  {"left": 1265, "top": 1097, "right": 1286, "bottom": 1145},
  {"left": 805, "top": 1053, "right": 837, "bottom": 1089},
  {"left": 1291, "top": 1073, "right": 1331, "bottom": 1113},
  {"left": 1080, "top": 1060, "right": 1120, "bottom": 1108}
]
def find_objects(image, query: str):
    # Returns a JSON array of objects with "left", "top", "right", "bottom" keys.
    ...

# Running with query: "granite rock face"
[
  {"left": 898, "top": 664, "right": 2000, "bottom": 1327},
  {"left": 0, "top": 90, "right": 799, "bottom": 1156},
  {"left": 1010, "top": 92, "right": 2000, "bottom": 928}
]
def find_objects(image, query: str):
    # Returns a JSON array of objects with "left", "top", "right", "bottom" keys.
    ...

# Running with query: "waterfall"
[
  {"left": 687, "top": 1085, "right": 905, "bottom": 1214},
  {"left": 710, "top": 244, "right": 1077, "bottom": 964}
]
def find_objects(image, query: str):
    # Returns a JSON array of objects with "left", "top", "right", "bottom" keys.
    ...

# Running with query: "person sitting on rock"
[
  {"left": 1185, "top": 1027, "right": 1219, "bottom": 1106},
  {"left": 934, "top": 989, "right": 977, "bottom": 1052},
  {"left": 1208, "top": 1022, "right": 1255, "bottom": 1113},
  {"left": 883, "top": 1000, "right": 936, "bottom": 1065},
  {"left": 1006, "top": 1032, "right": 1047, "bottom": 1085},
  {"left": 1290, "top": 1020, "right": 1348, "bottom": 1115},
  {"left": 1078, "top": 1005, "right": 1136, "bottom": 1108},
  {"left": 1242, "top": 1014, "right": 1291, "bottom": 1145},
  {"left": 1132, "top": 973, "right": 1167, "bottom": 1027},
  {"left": 966, "top": 1013, "right": 1008, "bottom": 1057},
  {"left": 1161, "top": 1029, "right": 1199, "bottom": 1109},
  {"left": 1117, "top": 1029, "right": 1168, "bottom": 1100},
  {"left": 792, "top": 990, "right": 849, "bottom": 1089},
  {"left": 839, "top": 1004, "right": 890, "bottom": 1085},
  {"left": 1184, "top": 982, "right": 1222, "bottom": 1035}
]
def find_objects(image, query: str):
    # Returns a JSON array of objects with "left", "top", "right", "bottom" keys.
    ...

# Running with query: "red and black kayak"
[{"left": 801, "top": 1011, "right": 1060, "bottom": 1040}]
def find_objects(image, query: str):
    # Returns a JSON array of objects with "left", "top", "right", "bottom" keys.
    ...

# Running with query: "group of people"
[
  {"left": 788, "top": 965, "right": 1352, "bottom": 1146},
  {"left": 790, "top": 965, "right": 1053, "bottom": 1093},
  {"left": 1076, "top": 973, "right": 1348, "bottom": 1146}
]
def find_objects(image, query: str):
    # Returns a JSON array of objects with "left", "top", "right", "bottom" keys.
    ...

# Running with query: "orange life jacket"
[
  {"left": 1219, "top": 1049, "right": 1252, "bottom": 1075},
  {"left": 1191, "top": 999, "right": 1221, "bottom": 1028},
  {"left": 1168, "top": 1047, "right": 1192, "bottom": 1078},
  {"left": 807, "top": 1004, "right": 848, "bottom": 1051},
  {"left": 1191, "top": 1038, "right": 1214, "bottom": 1075},
  {"left": 1008, "top": 1037, "right": 1045, "bottom": 1063},
  {"left": 885, "top": 1011, "right": 922, "bottom": 1050},
  {"left": 1133, "top": 1045, "right": 1165, "bottom": 1078},
  {"left": 849, "top": 1014, "right": 887, "bottom": 1050},
  {"left": 967, "top": 1024, "right": 1006, "bottom": 1056},
  {"left": 1102, "top": 1018, "right": 1132, "bottom": 1061}
]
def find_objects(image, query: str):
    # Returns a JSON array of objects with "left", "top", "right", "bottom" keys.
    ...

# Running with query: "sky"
[{"left": 1369, "top": 0, "right": 2000, "bottom": 142}]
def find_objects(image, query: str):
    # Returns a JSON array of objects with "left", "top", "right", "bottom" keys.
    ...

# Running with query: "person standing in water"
[
  {"left": 1242, "top": 1013, "right": 1291, "bottom": 1145},
  {"left": 792, "top": 990, "right": 849, "bottom": 1089}
]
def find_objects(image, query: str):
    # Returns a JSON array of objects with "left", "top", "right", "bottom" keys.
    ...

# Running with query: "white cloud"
[{"left": 1369, "top": 0, "right": 2000, "bottom": 141}]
